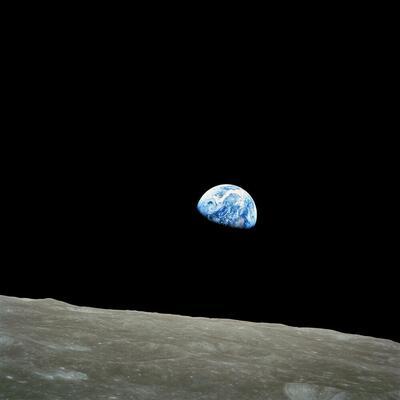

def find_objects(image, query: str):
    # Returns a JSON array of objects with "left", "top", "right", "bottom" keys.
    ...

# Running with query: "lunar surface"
[
  {"left": 197, "top": 184, "right": 257, "bottom": 229},
  {"left": 0, "top": 295, "right": 399, "bottom": 399}
]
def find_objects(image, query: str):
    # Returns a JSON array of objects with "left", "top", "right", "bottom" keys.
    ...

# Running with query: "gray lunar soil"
[{"left": 0, "top": 295, "right": 399, "bottom": 399}]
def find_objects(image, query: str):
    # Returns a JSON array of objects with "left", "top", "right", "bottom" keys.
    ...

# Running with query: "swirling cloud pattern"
[{"left": 197, "top": 184, "right": 257, "bottom": 229}]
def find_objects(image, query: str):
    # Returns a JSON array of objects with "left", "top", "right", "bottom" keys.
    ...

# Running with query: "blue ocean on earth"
[{"left": 197, "top": 184, "right": 257, "bottom": 229}]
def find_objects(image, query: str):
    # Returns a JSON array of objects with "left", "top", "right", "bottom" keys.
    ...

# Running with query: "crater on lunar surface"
[{"left": 0, "top": 295, "right": 399, "bottom": 399}]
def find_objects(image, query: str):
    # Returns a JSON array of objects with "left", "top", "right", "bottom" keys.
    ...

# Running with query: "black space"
[{"left": 2, "top": 19, "right": 398, "bottom": 343}]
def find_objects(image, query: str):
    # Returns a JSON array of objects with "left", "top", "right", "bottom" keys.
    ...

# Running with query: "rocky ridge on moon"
[{"left": 0, "top": 295, "right": 399, "bottom": 399}]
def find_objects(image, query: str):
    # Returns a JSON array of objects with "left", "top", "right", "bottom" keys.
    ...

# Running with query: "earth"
[{"left": 197, "top": 184, "right": 257, "bottom": 229}]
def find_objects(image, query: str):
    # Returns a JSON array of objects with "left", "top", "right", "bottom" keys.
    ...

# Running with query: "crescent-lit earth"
[{"left": 197, "top": 184, "right": 257, "bottom": 229}]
